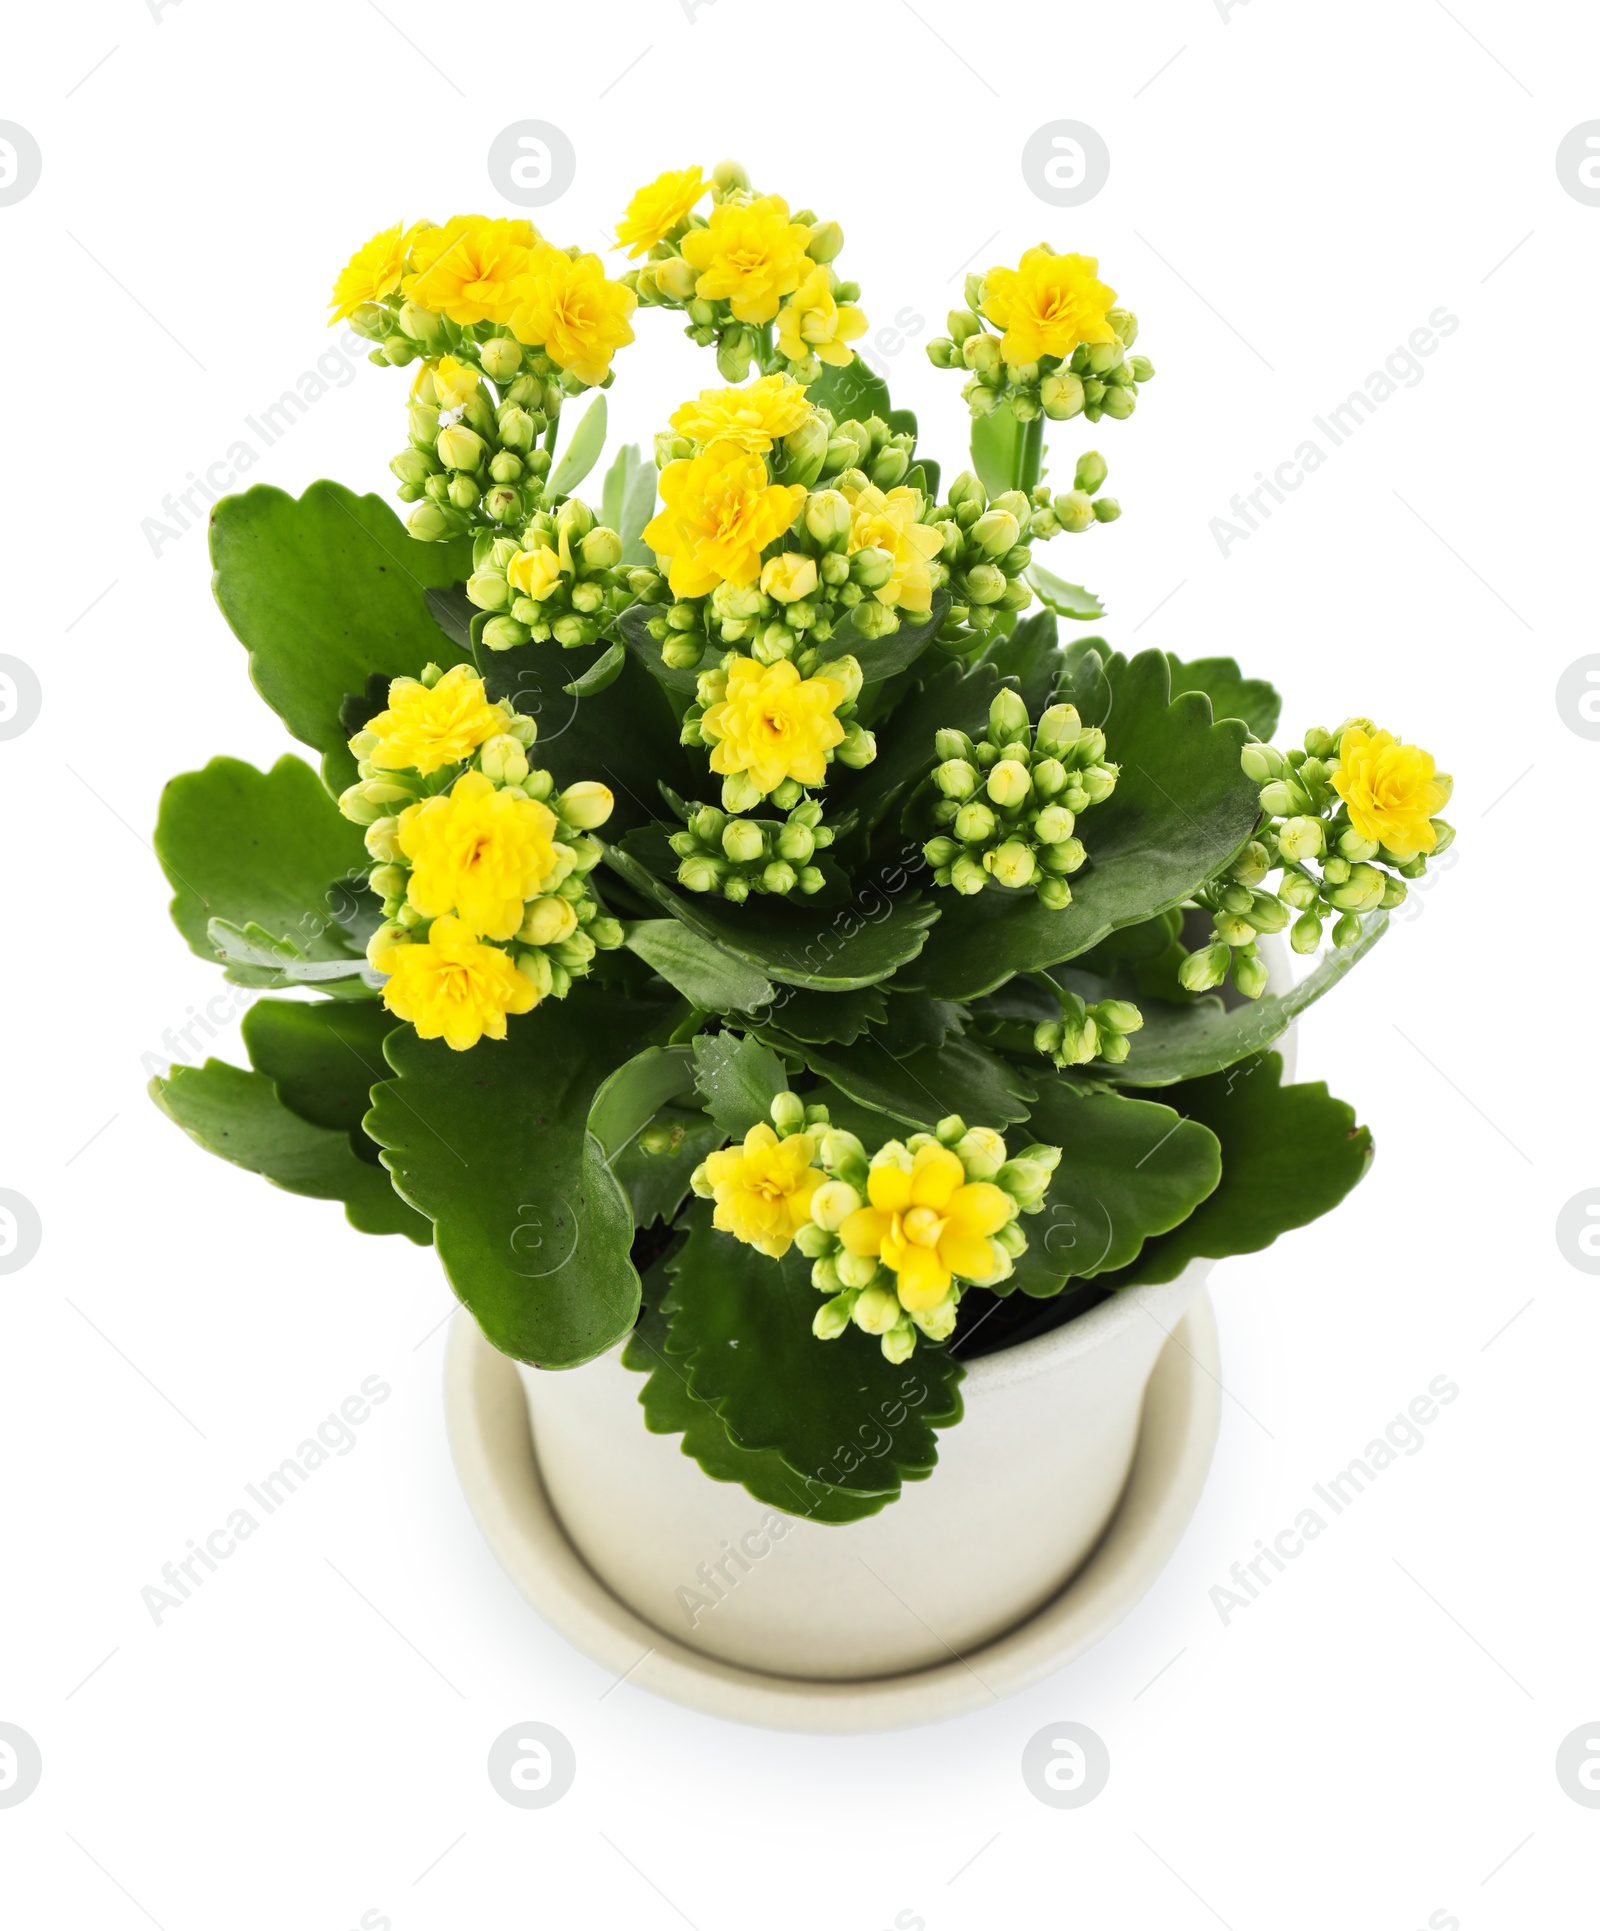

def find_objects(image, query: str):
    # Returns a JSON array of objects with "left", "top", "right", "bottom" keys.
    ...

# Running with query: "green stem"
[{"left": 1015, "top": 413, "right": 1045, "bottom": 497}]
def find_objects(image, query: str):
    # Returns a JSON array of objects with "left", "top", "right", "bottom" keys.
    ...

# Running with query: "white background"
[{"left": 2, "top": 1, "right": 1596, "bottom": 1925}]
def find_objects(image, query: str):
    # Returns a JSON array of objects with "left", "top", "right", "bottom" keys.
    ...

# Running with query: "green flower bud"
[
  {"left": 950, "top": 852, "right": 988, "bottom": 895},
  {"left": 1290, "top": 909, "right": 1323, "bottom": 954},
  {"left": 839, "top": 1248, "right": 885, "bottom": 1294},
  {"left": 1276, "top": 815, "right": 1324, "bottom": 863},
  {"left": 589, "top": 917, "right": 624, "bottom": 950},
  {"left": 1039, "top": 372, "right": 1086, "bottom": 420},
  {"left": 557, "top": 781, "right": 614, "bottom": 830},
  {"left": 1258, "top": 779, "right": 1309, "bottom": 818},
  {"left": 1034, "top": 704, "right": 1082, "bottom": 757},
  {"left": 934, "top": 758, "right": 980, "bottom": 802},
  {"left": 806, "top": 219, "right": 844, "bottom": 262},
  {"left": 880, "top": 1318, "right": 917, "bottom": 1364},
  {"left": 1037, "top": 836, "right": 1086, "bottom": 875},
  {"left": 580, "top": 526, "right": 624, "bottom": 571},
  {"left": 517, "top": 948, "right": 555, "bottom": 998},
  {"left": 1279, "top": 870, "right": 1320, "bottom": 910},
  {"left": 871, "top": 447, "right": 910, "bottom": 490},
  {"left": 926, "top": 338, "right": 957, "bottom": 369},
  {"left": 985, "top": 759, "right": 1032, "bottom": 810},
  {"left": 722, "top": 819, "right": 767, "bottom": 864},
  {"left": 1074, "top": 451, "right": 1108, "bottom": 496},
  {"left": 770, "top": 1090, "right": 807, "bottom": 1134},
  {"left": 662, "top": 636, "right": 705, "bottom": 671},
  {"left": 479, "top": 733, "right": 531, "bottom": 785},
  {"left": 1033, "top": 874, "right": 1071, "bottom": 910},
  {"left": 1247, "top": 891, "right": 1290, "bottom": 934},
  {"left": 835, "top": 722, "right": 876, "bottom": 768},
  {"left": 813, "top": 1292, "right": 856, "bottom": 1341},
  {"left": 963, "top": 562, "right": 1006, "bottom": 605},
  {"left": 987, "top": 839, "right": 1036, "bottom": 889},
  {"left": 1031, "top": 757, "right": 1068, "bottom": 799},
  {"left": 777, "top": 822, "right": 815, "bottom": 865},
  {"left": 781, "top": 415, "right": 830, "bottom": 487},
  {"left": 848, "top": 545, "right": 894, "bottom": 591},
  {"left": 988, "top": 689, "right": 1030, "bottom": 746},
  {"left": 406, "top": 500, "right": 457, "bottom": 543},
  {"left": 1033, "top": 803, "right": 1076, "bottom": 844},
  {"left": 953, "top": 800, "right": 997, "bottom": 843},
  {"left": 1233, "top": 947, "right": 1269, "bottom": 1000},
  {"left": 519, "top": 895, "right": 578, "bottom": 946},
  {"left": 948, "top": 469, "right": 986, "bottom": 511},
  {"left": 923, "top": 835, "right": 959, "bottom": 869},
  {"left": 1092, "top": 495, "right": 1123, "bottom": 521},
  {"left": 1330, "top": 862, "right": 1385, "bottom": 912},
  {"left": 826, "top": 653, "right": 864, "bottom": 706},
  {"left": 477, "top": 334, "right": 522, "bottom": 380},
  {"left": 1240, "top": 742, "right": 1287, "bottom": 784},
  {"left": 949, "top": 1126, "right": 1004, "bottom": 1179},
  {"left": 1178, "top": 943, "right": 1230, "bottom": 993},
  {"left": 934, "top": 728, "right": 978, "bottom": 764},
  {"left": 1214, "top": 912, "right": 1255, "bottom": 947},
  {"left": 466, "top": 568, "right": 511, "bottom": 612},
  {"left": 971, "top": 508, "right": 1021, "bottom": 559},
  {"left": 1337, "top": 828, "right": 1380, "bottom": 861},
  {"left": 810, "top": 1180, "right": 862, "bottom": 1232},
  {"left": 551, "top": 928, "right": 596, "bottom": 971},
  {"left": 1229, "top": 839, "right": 1271, "bottom": 887}
]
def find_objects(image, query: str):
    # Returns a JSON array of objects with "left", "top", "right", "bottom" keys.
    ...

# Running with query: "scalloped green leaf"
[
  {"left": 546, "top": 393, "right": 607, "bottom": 499},
  {"left": 240, "top": 999, "right": 404, "bottom": 1141},
  {"left": 563, "top": 640, "right": 626, "bottom": 697},
  {"left": 654, "top": 1205, "right": 964, "bottom": 1512},
  {"left": 1028, "top": 563, "right": 1105, "bottom": 622},
  {"left": 1091, "top": 1053, "right": 1373, "bottom": 1289},
  {"left": 589, "top": 1044, "right": 698, "bottom": 1160},
  {"left": 623, "top": 1247, "right": 889, "bottom": 1523},
  {"left": 365, "top": 984, "right": 672, "bottom": 1366},
  {"left": 826, "top": 659, "right": 1001, "bottom": 838},
  {"left": 761, "top": 983, "right": 887, "bottom": 1045},
  {"left": 624, "top": 920, "right": 775, "bottom": 1013},
  {"left": 1000, "top": 1082, "right": 1221, "bottom": 1296},
  {"left": 606, "top": 834, "right": 941, "bottom": 990},
  {"left": 1107, "top": 914, "right": 1389, "bottom": 1086},
  {"left": 157, "top": 755, "right": 371, "bottom": 988},
  {"left": 209, "top": 482, "right": 473, "bottom": 794},
  {"left": 908, "top": 649, "right": 1260, "bottom": 998},
  {"left": 807, "top": 355, "right": 892, "bottom": 428},
  {"left": 816, "top": 592, "right": 951, "bottom": 687},
  {"left": 692, "top": 1033, "right": 788, "bottom": 1137},
  {"left": 1166, "top": 652, "right": 1281, "bottom": 741},
  {"left": 779, "top": 1031, "right": 1035, "bottom": 1131},
  {"left": 151, "top": 1060, "right": 429, "bottom": 1241}
]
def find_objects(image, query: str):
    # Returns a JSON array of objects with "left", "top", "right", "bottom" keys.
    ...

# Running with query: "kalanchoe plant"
[{"left": 151, "top": 165, "right": 1455, "bottom": 1522}]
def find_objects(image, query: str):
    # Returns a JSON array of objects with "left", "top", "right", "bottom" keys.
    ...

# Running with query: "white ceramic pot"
[{"left": 519, "top": 1264, "right": 1206, "bottom": 1681}]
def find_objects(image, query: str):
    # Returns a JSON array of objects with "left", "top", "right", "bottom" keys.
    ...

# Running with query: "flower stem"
[{"left": 1015, "top": 412, "right": 1045, "bottom": 496}]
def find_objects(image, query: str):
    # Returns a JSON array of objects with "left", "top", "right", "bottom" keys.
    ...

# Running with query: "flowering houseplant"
[{"left": 152, "top": 162, "right": 1453, "bottom": 1524}]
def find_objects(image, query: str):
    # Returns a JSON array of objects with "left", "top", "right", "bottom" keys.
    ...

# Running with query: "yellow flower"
[
  {"left": 379, "top": 915, "right": 537, "bottom": 1052},
  {"left": 329, "top": 222, "right": 409, "bottom": 322},
  {"left": 1330, "top": 726, "right": 1451, "bottom": 860},
  {"left": 420, "top": 354, "right": 479, "bottom": 412},
  {"left": 642, "top": 444, "right": 805, "bottom": 597},
  {"left": 679, "top": 195, "right": 813, "bottom": 325},
  {"left": 668, "top": 374, "right": 813, "bottom": 453},
  {"left": 775, "top": 265, "right": 868, "bottom": 369},
  {"left": 509, "top": 247, "right": 638, "bottom": 386},
  {"left": 615, "top": 164, "right": 709, "bottom": 258},
  {"left": 701, "top": 655, "right": 847, "bottom": 797},
  {"left": 760, "top": 552, "right": 818, "bottom": 603},
  {"left": 398, "top": 769, "right": 561, "bottom": 941},
  {"left": 843, "top": 483, "right": 945, "bottom": 613},
  {"left": 365, "top": 665, "right": 508, "bottom": 777},
  {"left": 402, "top": 215, "right": 542, "bottom": 327},
  {"left": 507, "top": 543, "right": 564, "bottom": 601},
  {"left": 838, "top": 1145, "right": 1012, "bottom": 1312},
  {"left": 703, "top": 1123, "right": 823, "bottom": 1258},
  {"left": 981, "top": 247, "right": 1118, "bottom": 367}
]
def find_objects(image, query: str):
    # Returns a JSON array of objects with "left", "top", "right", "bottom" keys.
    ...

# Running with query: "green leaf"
[
  {"left": 625, "top": 919, "right": 776, "bottom": 1013},
  {"left": 651, "top": 1206, "right": 964, "bottom": 1514},
  {"left": 1055, "top": 635, "right": 1115, "bottom": 727},
  {"left": 692, "top": 1032, "right": 788, "bottom": 1137},
  {"left": 623, "top": 1246, "right": 889, "bottom": 1523},
  {"left": 1108, "top": 914, "right": 1389, "bottom": 1086},
  {"left": 826, "top": 659, "right": 1001, "bottom": 837},
  {"left": 546, "top": 393, "right": 608, "bottom": 499},
  {"left": 157, "top": 755, "right": 371, "bottom": 984},
  {"left": 563, "top": 640, "right": 626, "bottom": 697},
  {"left": 1093, "top": 1053, "right": 1373, "bottom": 1288},
  {"left": 366, "top": 983, "right": 671, "bottom": 1366},
  {"left": 606, "top": 833, "right": 941, "bottom": 990},
  {"left": 209, "top": 482, "right": 473, "bottom": 794},
  {"left": 761, "top": 983, "right": 886, "bottom": 1045},
  {"left": 477, "top": 639, "right": 695, "bottom": 837},
  {"left": 206, "top": 920, "right": 378, "bottom": 991},
  {"left": 979, "top": 609, "right": 1061, "bottom": 715},
  {"left": 1002, "top": 1082, "right": 1221, "bottom": 1296},
  {"left": 599, "top": 443, "right": 659, "bottom": 566},
  {"left": 807, "top": 355, "right": 892, "bottom": 427},
  {"left": 1028, "top": 563, "right": 1105, "bottom": 622},
  {"left": 241, "top": 999, "right": 404, "bottom": 1142},
  {"left": 970, "top": 405, "right": 1022, "bottom": 500},
  {"left": 588, "top": 1044, "right": 698, "bottom": 1161},
  {"left": 817, "top": 592, "right": 951, "bottom": 687},
  {"left": 151, "top": 1060, "right": 429, "bottom": 1241},
  {"left": 777, "top": 1031, "right": 1035, "bottom": 1131},
  {"left": 1166, "top": 653, "right": 1281, "bottom": 741},
  {"left": 613, "top": 1111, "right": 724, "bottom": 1229},
  {"left": 909, "top": 649, "right": 1260, "bottom": 998},
  {"left": 423, "top": 583, "right": 475, "bottom": 653}
]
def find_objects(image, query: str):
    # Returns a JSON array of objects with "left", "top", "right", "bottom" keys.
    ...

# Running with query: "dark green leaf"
[
  {"left": 209, "top": 482, "right": 473, "bottom": 793},
  {"left": 827, "top": 660, "right": 1000, "bottom": 838},
  {"left": 365, "top": 983, "right": 671, "bottom": 1366},
  {"left": 1029, "top": 563, "right": 1105, "bottom": 622},
  {"left": 652, "top": 1206, "right": 964, "bottom": 1512},
  {"left": 424, "top": 583, "right": 476, "bottom": 653},
  {"left": 692, "top": 1033, "right": 788, "bottom": 1137},
  {"left": 613, "top": 1111, "right": 724, "bottom": 1230},
  {"left": 1002, "top": 1082, "right": 1221, "bottom": 1296},
  {"left": 817, "top": 591, "right": 951, "bottom": 687},
  {"left": 979, "top": 609, "right": 1063, "bottom": 715},
  {"left": 563, "top": 640, "right": 626, "bottom": 697},
  {"left": 151, "top": 1060, "right": 429, "bottom": 1241},
  {"left": 607, "top": 833, "right": 941, "bottom": 990},
  {"left": 807, "top": 355, "right": 892, "bottom": 427},
  {"left": 1108, "top": 913, "right": 1388, "bottom": 1085},
  {"left": 908, "top": 649, "right": 1260, "bottom": 998},
  {"left": 1166, "top": 653, "right": 1281, "bottom": 741},
  {"left": 589, "top": 1044, "right": 698, "bottom": 1160},
  {"left": 758, "top": 982, "right": 887, "bottom": 1044},
  {"left": 547, "top": 393, "right": 607, "bottom": 499},
  {"left": 625, "top": 919, "right": 775, "bottom": 1013},
  {"left": 240, "top": 998, "right": 403, "bottom": 1142},
  {"left": 623, "top": 1247, "right": 890, "bottom": 1523},
  {"left": 874, "top": 991, "right": 967, "bottom": 1054},
  {"left": 779, "top": 1031, "right": 1036, "bottom": 1131},
  {"left": 157, "top": 755, "right": 371, "bottom": 984},
  {"left": 1055, "top": 635, "right": 1115, "bottom": 726},
  {"left": 1093, "top": 1053, "right": 1373, "bottom": 1288}
]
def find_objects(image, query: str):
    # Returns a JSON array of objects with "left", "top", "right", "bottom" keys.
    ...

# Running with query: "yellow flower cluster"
[
  {"left": 701, "top": 1123, "right": 823, "bottom": 1258},
  {"left": 643, "top": 444, "right": 806, "bottom": 598},
  {"left": 837, "top": 1146, "right": 1012, "bottom": 1311},
  {"left": 980, "top": 247, "right": 1118, "bottom": 367},
  {"left": 1331, "top": 726, "right": 1452, "bottom": 861},
  {"left": 700, "top": 656, "right": 850, "bottom": 800},
  {"left": 329, "top": 215, "right": 638, "bottom": 386},
  {"left": 843, "top": 482, "right": 944, "bottom": 614},
  {"left": 668, "top": 374, "right": 813, "bottom": 453}
]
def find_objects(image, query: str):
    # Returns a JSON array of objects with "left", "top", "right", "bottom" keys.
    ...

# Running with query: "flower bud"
[
  {"left": 479, "top": 733, "right": 530, "bottom": 785},
  {"left": 969, "top": 509, "right": 1020, "bottom": 561},
  {"left": 1092, "top": 495, "right": 1123, "bottom": 521},
  {"left": 1232, "top": 948, "right": 1269, "bottom": 1000},
  {"left": 953, "top": 801, "right": 996, "bottom": 843},
  {"left": 1033, "top": 803, "right": 1076, "bottom": 844},
  {"left": 1037, "top": 836, "right": 1086, "bottom": 876},
  {"left": 1178, "top": 944, "right": 1230, "bottom": 993},
  {"left": 988, "top": 689, "right": 1030, "bottom": 746},
  {"left": 848, "top": 545, "right": 895, "bottom": 591},
  {"left": 950, "top": 852, "right": 988, "bottom": 895},
  {"left": 1290, "top": 910, "right": 1323, "bottom": 954},
  {"left": 722, "top": 819, "right": 766, "bottom": 864},
  {"left": 985, "top": 759, "right": 1032, "bottom": 809},
  {"left": 934, "top": 728, "right": 977, "bottom": 764},
  {"left": 1035, "top": 874, "right": 1072, "bottom": 910},
  {"left": 987, "top": 840, "right": 1036, "bottom": 889},
  {"left": 813, "top": 1293, "right": 856, "bottom": 1341},
  {"left": 805, "top": 218, "right": 844, "bottom": 262},
  {"left": 835, "top": 722, "right": 876, "bottom": 769},
  {"left": 519, "top": 896, "right": 578, "bottom": 946},
  {"left": 1074, "top": 450, "right": 1109, "bottom": 495},
  {"left": 1240, "top": 742, "right": 1286, "bottom": 784},
  {"left": 580, "top": 526, "right": 624, "bottom": 571},
  {"left": 678, "top": 854, "right": 724, "bottom": 893},
  {"left": 934, "top": 758, "right": 979, "bottom": 803},
  {"left": 1247, "top": 891, "right": 1290, "bottom": 934},
  {"left": 761, "top": 552, "right": 819, "bottom": 603},
  {"left": 407, "top": 500, "right": 456, "bottom": 543},
  {"left": 1040, "top": 372, "right": 1086, "bottom": 420},
  {"left": 1034, "top": 704, "right": 1082, "bottom": 756},
  {"left": 466, "top": 568, "right": 511, "bottom": 612},
  {"left": 852, "top": 1285, "right": 902, "bottom": 1335},
  {"left": 436, "top": 423, "right": 485, "bottom": 471},
  {"left": 557, "top": 781, "right": 614, "bottom": 830}
]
